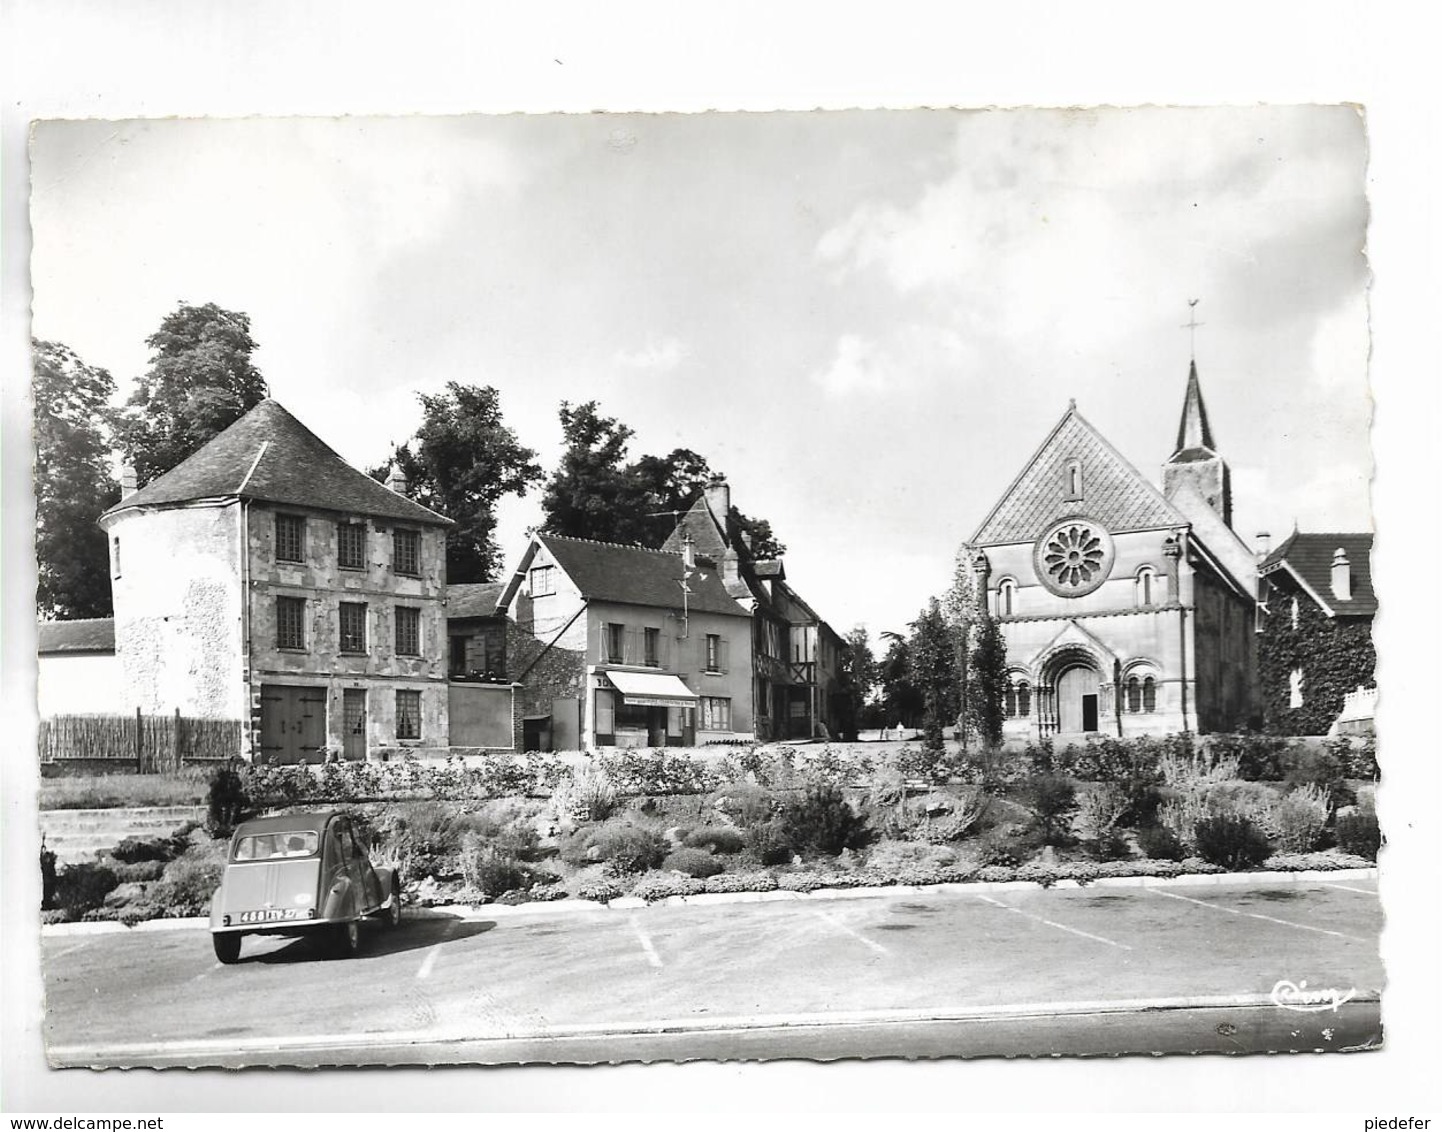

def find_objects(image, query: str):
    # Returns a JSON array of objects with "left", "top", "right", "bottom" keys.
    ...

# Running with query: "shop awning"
[{"left": 605, "top": 670, "right": 699, "bottom": 708}]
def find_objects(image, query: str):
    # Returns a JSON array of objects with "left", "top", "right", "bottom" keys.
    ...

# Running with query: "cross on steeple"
[{"left": 1182, "top": 298, "right": 1205, "bottom": 361}]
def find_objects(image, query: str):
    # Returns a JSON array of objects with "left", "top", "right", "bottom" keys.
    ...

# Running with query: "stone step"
[{"left": 37, "top": 806, "right": 209, "bottom": 865}]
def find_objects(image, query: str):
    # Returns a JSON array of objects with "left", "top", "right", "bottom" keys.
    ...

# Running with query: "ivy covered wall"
[{"left": 1258, "top": 576, "right": 1375, "bottom": 735}]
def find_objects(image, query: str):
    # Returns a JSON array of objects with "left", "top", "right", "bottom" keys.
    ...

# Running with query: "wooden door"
[
  {"left": 259, "top": 685, "right": 328, "bottom": 764},
  {"left": 342, "top": 689, "right": 367, "bottom": 762},
  {"left": 1057, "top": 666, "right": 1100, "bottom": 733}
]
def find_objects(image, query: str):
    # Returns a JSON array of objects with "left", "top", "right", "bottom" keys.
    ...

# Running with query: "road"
[{"left": 41, "top": 875, "right": 1383, "bottom": 1066}]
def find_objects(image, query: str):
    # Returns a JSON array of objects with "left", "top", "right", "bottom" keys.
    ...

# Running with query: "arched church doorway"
[{"left": 1056, "top": 663, "right": 1101, "bottom": 733}]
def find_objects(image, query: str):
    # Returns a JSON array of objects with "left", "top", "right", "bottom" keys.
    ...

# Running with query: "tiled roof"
[
  {"left": 102, "top": 400, "right": 451, "bottom": 527},
  {"left": 539, "top": 533, "right": 749, "bottom": 618},
  {"left": 660, "top": 495, "right": 729, "bottom": 560},
  {"left": 972, "top": 406, "right": 1184, "bottom": 545},
  {"left": 1260, "top": 532, "right": 1376, "bottom": 616},
  {"left": 37, "top": 618, "right": 115, "bottom": 654},
  {"left": 447, "top": 582, "right": 505, "bottom": 619},
  {"left": 1173, "top": 360, "right": 1217, "bottom": 454}
]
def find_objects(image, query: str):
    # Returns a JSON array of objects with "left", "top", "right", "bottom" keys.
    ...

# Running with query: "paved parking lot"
[{"left": 42, "top": 875, "right": 1383, "bottom": 1065}]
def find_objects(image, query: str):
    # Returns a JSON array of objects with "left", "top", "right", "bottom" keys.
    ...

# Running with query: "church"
[{"left": 969, "top": 361, "right": 1260, "bottom": 740}]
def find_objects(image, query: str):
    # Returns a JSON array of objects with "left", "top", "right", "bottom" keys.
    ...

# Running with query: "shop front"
[{"left": 593, "top": 669, "right": 698, "bottom": 748}]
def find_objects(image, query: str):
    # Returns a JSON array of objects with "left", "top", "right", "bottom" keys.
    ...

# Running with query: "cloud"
[
  {"left": 810, "top": 324, "right": 978, "bottom": 399},
  {"left": 810, "top": 333, "right": 890, "bottom": 396},
  {"left": 614, "top": 336, "right": 689, "bottom": 373}
]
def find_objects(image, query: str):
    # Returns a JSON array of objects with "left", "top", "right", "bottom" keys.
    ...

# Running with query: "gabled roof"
[
  {"left": 505, "top": 533, "right": 750, "bottom": 619},
  {"left": 37, "top": 617, "right": 115, "bottom": 654},
  {"left": 1260, "top": 532, "right": 1376, "bottom": 617},
  {"left": 447, "top": 582, "right": 505, "bottom": 619},
  {"left": 661, "top": 495, "right": 729, "bottom": 560},
  {"left": 972, "top": 404, "right": 1185, "bottom": 545},
  {"left": 1172, "top": 359, "right": 1217, "bottom": 457},
  {"left": 101, "top": 399, "right": 451, "bottom": 527}
]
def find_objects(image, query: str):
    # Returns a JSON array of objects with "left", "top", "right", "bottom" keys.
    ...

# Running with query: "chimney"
[
  {"left": 721, "top": 546, "right": 740, "bottom": 587},
  {"left": 1255, "top": 531, "right": 1271, "bottom": 561},
  {"left": 386, "top": 466, "right": 408, "bottom": 497},
  {"left": 704, "top": 478, "right": 731, "bottom": 524},
  {"left": 119, "top": 463, "right": 138, "bottom": 499},
  {"left": 1331, "top": 546, "right": 1352, "bottom": 601}
]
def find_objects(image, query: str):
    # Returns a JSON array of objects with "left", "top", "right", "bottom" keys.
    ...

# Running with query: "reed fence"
[{"left": 39, "top": 710, "right": 242, "bottom": 772}]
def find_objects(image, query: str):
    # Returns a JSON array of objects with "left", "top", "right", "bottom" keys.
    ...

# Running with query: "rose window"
[{"left": 1034, "top": 518, "right": 1115, "bottom": 597}]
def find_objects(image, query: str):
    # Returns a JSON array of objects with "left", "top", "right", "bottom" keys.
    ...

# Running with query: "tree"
[
  {"left": 943, "top": 544, "right": 979, "bottom": 746},
  {"left": 540, "top": 401, "right": 653, "bottom": 544},
  {"left": 630, "top": 448, "right": 714, "bottom": 520},
  {"left": 878, "top": 631, "right": 923, "bottom": 729},
  {"left": 729, "top": 506, "right": 786, "bottom": 560},
  {"left": 33, "top": 340, "right": 121, "bottom": 618},
  {"left": 116, "top": 303, "right": 267, "bottom": 484},
  {"left": 370, "top": 383, "right": 542, "bottom": 583},
  {"left": 910, "top": 597, "right": 961, "bottom": 752},
  {"left": 835, "top": 625, "right": 879, "bottom": 738},
  {"left": 969, "top": 607, "right": 1009, "bottom": 749}
]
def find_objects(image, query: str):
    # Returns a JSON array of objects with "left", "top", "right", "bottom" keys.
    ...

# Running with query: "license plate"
[{"left": 238, "top": 908, "right": 300, "bottom": 923}]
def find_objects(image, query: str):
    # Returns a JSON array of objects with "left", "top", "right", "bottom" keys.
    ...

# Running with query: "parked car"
[{"left": 209, "top": 810, "right": 401, "bottom": 963}]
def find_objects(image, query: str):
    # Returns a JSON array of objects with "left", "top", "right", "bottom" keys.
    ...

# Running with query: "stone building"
[
  {"left": 98, "top": 399, "right": 453, "bottom": 763},
  {"left": 1256, "top": 532, "right": 1376, "bottom": 735},
  {"left": 497, "top": 531, "right": 756, "bottom": 749},
  {"left": 970, "top": 363, "right": 1259, "bottom": 740},
  {"left": 661, "top": 481, "right": 849, "bottom": 741}
]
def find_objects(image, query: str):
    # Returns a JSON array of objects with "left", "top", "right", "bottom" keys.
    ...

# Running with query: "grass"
[{"left": 38, "top": 769, "right": 212, "bottom": 811}]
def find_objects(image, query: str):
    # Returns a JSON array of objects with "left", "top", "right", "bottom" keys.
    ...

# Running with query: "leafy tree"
[
  {"left": 729, "top": 505, "right": 786, "bottom": 560},
  {"left": 32, "top": 339, "right": 120, "bottom": 619},
  {"left": 878, "top": 631, "right": 923, "bottom": 729},
  {"left": 630, "top": 448, "right": 714, "bottom": 520},
  {"left": 969, "top": 609, "right": 1009, "bottom": 749},
  {"left": 115, "top": 303, "right": 268, "bottom": 483},
  {"left": 370, "top": 383, "right": 542, "bottom": 583},
  {"left": 835, "top": 625, "right": 879, "bottom": 738},
  {"left": 540, "top": 401, "right": 653, "bottom": 544},
  {"left": 942, "top": 545, "right": 979, "bottom": 745},
  {"left": 910, "top": 597, "right": 961, "bottom": 752}
]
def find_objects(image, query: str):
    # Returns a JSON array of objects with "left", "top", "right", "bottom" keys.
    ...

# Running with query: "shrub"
[
  {"left": 1193, "top": 814, "right": 1272, "bottom": 871},
  {"left": 1022, "top": 774, "right": 1078, "bottom": 845},
  {"left": 1283, "top": 744, "right": 1356, "bottom": 811},
  {"left": 975, "top": 828, "right": 1043, "bottom": 868},
  {"left": 1136, "top": 824, "right": 1187, "bottom": 861},
  {"left": 373, "top": 802, "right": 494, "bottom": 880},
  {"left": 662, "top": 847, "right": 726, "bottom": 878},
  {"left": 776, "top": 871, "right": 828, "bottom": 892},
  {"left": 976, "top": 865, "right": 1018, "bottom": 883},
  {"left": 1335, "top": 807, "right": 1382, "bottom": 860},
  {"left": 778, "top": 783, "right": 872, "bottom": 856},
  {"left": 1263, "top": 851, "right": 1374, "bottom": 871},
  {"left": 703, "top": 872, "right": 778, "bottom": 894},
  {"left": 565, "top": 820, "right": 668, "bottom": 875},
  {"left": 744, "top": 819, "right": 795, "bottom": 866},
  {"left": 574, "top": 877, "right": 625, "bottom": 903},
  {"left": 459, "top": 833, "right": 530, "bottom": 897},
  {"left": 630, "top": 872, "right": 705, "bottom": 901},
  {"left": 865, "top": 839, "right": 957, "bottom": 873},
  {"left": 205, "top": 765, "right": 250, "bottom": 838},
  {"left": 52, "top": 862, "right": 119, "bottom": 917},
  {"left": 149, "top": 854, "right": 225, "bottom": 916},
  {"left": 682, "top": 826, "right": 745, "bottom": 854},
  {"left": 596, "top": 750, "right": 722, "bottom": 796},
  {"left": 1076, "top": 784, "right": 1129, "bottom": 849},
  {"left": 1271, "top": 784, "right": 1330, "bottom": 853},
  {"left": 108, "top": 859, "right": 168, "bottom": 883},
  {"left": 710, "top": 782, "right": 780, "bottom": 828},
  {"left": 551, "top": 766, "right": 619, "bottom": 824}
]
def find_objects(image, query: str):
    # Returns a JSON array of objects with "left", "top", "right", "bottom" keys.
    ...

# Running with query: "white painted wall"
[{"left": 36, "top": 653, "right": 126, "bottom": 716}]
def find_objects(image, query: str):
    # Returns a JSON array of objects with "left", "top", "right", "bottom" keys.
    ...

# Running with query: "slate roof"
[
  {"left": 1260, "top": 532, "right": 1376, "bottom": 617},
  {"left": 972, "top": 405, "right": 1184, "bottom": 545},
  {"left": 447, "top": 582, "right": 505, "bottom": 619},
  {"left": 1172, "top": 360, "right": 1217, "bottom": 455},
  {"left": 37, "top": 618, "right": 115, "bottom": 654},
  {"left": 101, "top": 400, "right": 451, "bottom": 527},
  {"left": 661, "top": 495, "right": 730, "bottom": 560},
  {"left": 537, "top": 533, "right": 749, "bottom": 618}
]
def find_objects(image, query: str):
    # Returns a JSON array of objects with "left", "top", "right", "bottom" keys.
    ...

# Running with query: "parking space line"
[
  {"left": 973, "top": 894, "right": 1132, "bottom": 951},
  {"left": 1318, "top": 881, "right": 1377, "bottom": 896},
  {"left": 630, "top": 917, "right": 663, "bottom": 968},
  {"left": 809, "top": 910, "right": 889, "bottom": 956},
  {"left": 1150, "top": 889, "right": 1370, "bottom": 942},
  {"left": 417, "top": 922, "right": 455, "bottom": 979}
]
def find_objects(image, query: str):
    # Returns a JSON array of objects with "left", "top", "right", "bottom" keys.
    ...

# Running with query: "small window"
[
  {"left": 1126, "top": 676, "right": 1141, "bottom": 713},
  {"left": 705, "top": 633, "right": 724, "bottom": 673},
  {"left": 395, "top": 606, "right": 421, "bottom": 656},
  {"left": 276, "top": 596, "right": 306, "bottom": 650},
  {"left": 393, "top": 528, "right": 420, "bottom": 576},
  {"left": 337, "top": 522, "right": 366, "bottom": 569},
  {"left": 1142, "top": 676, "right": 1157, "bottom": 713},
  {"left": 396, "top": 689, "right": 421, "bottom": 740},
  {"left": 530, "top": 565, "right": 556, "bottom": 596},
  {"left": 1136, "top": 567, "right": 1156, "bottom": 608},
  {"left": 701, "top": 696, "right": 732, "bottom": 731},
  {"left": 644, "top": 626, "right": 661, "bottom": 667},
  {"left": 111, "top": 536, "right": 121, "bottom": 580},
  {"left": 276, "top": 514, "right": 305, "bottom": 563},
  {"left": 1289, "top": 669, "right": 1304, "bottom": 709},
  {"left": 1290, "top": 597, "right": 1299, "bottom": 629},
  {"left": 606, "top": 622, "right": 626, "bottom": 664},
  {"left": 999, "top": 579, "right": 1016, "bottom": 617},
  {"left": 1064, "top": 460, "right": 1083, "bottom": 500},
  {"left": 1017, "top": 681, "right": 1031, "bottom": 718},
  {"left": 339, "top": 602, "right": 367, "bottom": 653}
]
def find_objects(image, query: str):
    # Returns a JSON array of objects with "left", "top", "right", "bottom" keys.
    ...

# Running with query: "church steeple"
[{"left": 1173, "top": 359, "right": 1216, "bottom": 455}]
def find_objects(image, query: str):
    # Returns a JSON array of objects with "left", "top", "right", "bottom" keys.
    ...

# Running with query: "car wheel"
[
  {"left": 213, "top": 933, "right": 242, "bottom": 965},
  {"left": 333, "top": 919, "right": 361, "bottom": 958},
  {"left": 386, "top": 879, "right": 403, "bottom": 928}
]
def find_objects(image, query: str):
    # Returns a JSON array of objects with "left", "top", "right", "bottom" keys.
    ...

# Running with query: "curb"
[{"left": 39, "top": 866, "right": 1378, "bottom": 935}]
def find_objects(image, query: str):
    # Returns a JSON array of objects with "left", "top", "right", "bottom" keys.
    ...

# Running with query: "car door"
[{"left": 335, "top": 818, "right": 382, "bottom": 914}]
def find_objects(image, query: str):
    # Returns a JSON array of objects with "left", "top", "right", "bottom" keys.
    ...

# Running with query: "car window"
[{"left": 234, "top": 831, "right": 318, "bottom": 860}]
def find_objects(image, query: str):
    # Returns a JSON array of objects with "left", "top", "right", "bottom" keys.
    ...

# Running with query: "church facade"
[{"left": 970, "top": 363, "right": 1260, "bottom": 740}]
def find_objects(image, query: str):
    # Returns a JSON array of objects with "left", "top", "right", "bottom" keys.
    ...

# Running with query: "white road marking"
[
  {"left": 190, "top": 962, "right": 223, "bottom": 982},
  {"left": 809, "top": 909, "right": 889, "bottom": 956},
  {"left": 1318, "top": 881, "right": 1378, "bottom": 896},
  {"left": 50, "top": 940, "right": 95, "bottom": 961},
  {"left": 630, "top": 918, "right": 663, "bottom": 968},
  {"left": 1150, "top": 889, "right": 1370, "bottom": 942},
  {"left": 973, "top": 893, "right": 1132, "bottom": 951},
  {"left": 417, "top": 921, "right": 456, "bottom": 979}
]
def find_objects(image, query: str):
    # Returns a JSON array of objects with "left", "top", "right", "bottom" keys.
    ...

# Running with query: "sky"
[{"left": 28, "top": 107, "right": 1372, "bottom": 641}]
